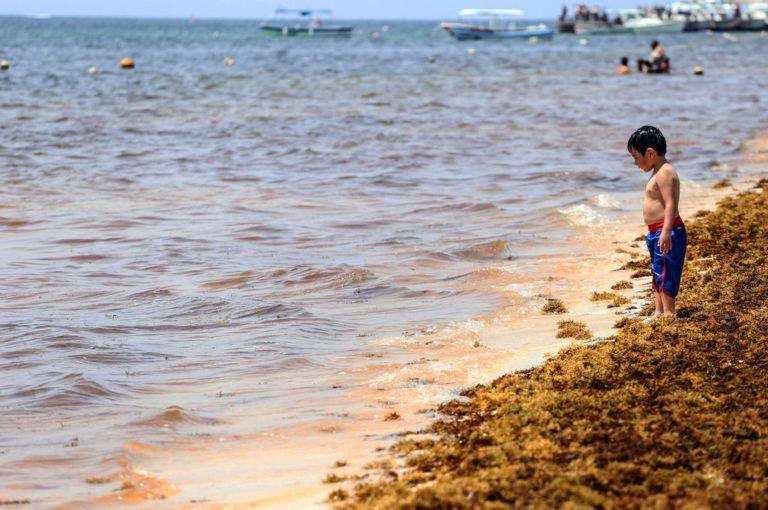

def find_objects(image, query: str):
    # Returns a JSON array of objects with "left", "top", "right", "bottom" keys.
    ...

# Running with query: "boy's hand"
[{"left": 659, "top": 231, "right": 672, "bottom": 254}]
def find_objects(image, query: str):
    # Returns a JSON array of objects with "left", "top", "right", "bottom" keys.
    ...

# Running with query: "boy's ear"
[{"left": 645, "top": 147, "right": 657, "bottom": 158}]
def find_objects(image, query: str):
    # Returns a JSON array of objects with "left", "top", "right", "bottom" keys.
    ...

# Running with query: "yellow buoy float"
[
  {"left": 88, "top": 66, "right": 98, "bottom": 74},
  {"left": 120, "top": 57, "right": 135, "bottom": 69},
  {"left": 223, "top": 57, "right": 235, "bottom": 65},
  {"left": 0, "top": 60, "right": 9, "bottom": 70},
  {"left": 693, "top": 66, "right": 704, "bottom": 75}
]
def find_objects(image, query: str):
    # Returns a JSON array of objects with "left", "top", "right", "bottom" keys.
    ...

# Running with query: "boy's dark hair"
[
  {"left": 627, "top": 125, "right": 667, "bottom": 156},
  {"left": 620, "top": 56, "right": 629, "bottom": 65}
]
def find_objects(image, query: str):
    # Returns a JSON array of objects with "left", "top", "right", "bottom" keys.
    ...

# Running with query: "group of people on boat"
[
  {"left": 564, "top": 4, "right": 622, "bottom": 24},
  {"left": 616, "top": 40, "right": 670, "bottom": 74}
]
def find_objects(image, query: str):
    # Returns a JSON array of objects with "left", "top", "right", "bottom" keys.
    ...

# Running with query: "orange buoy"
[{"left": 120, "top": 57, "right": 135, "bottom": 69}]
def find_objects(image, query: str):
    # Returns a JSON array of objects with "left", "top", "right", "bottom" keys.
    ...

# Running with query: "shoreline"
[
  {"left": 195, "top": 139, "right": 767, "bottom": 509},
  {"left": 180, "top": 137, "right": 767, "bottom": 509},
  {"left": 330, "top": 144, "right": 768, "bottom": 506}
]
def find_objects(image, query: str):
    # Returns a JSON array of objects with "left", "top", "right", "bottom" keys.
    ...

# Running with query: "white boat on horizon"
[
  {"left": 613, "top": 8, "right": 687, "bottom": 33},
  {"left": 439, "top": 9, "right": 555, "bottom": 40},
  {"left": 259, "top": 9, "right": 354, "bottom": 37},
  {"left": 574, "top": 20, "right": 633, "bottom": 34},
  {"left": 624, "top": 17, "right": 686, "bottom": 33}
]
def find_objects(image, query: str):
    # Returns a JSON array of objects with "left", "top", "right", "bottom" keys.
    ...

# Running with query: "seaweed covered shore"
[{"left": 333, "top": 180, "right": 768, "bottom": 509}]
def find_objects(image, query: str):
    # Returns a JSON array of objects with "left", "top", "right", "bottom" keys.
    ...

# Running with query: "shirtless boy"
[{"left": 627, "top": 125, "right": 686, "bottom": 316}]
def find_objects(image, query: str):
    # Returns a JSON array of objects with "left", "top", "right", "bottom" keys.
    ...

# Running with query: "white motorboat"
[
  {"left": 260, "top": 9, "right": 354, "bottom": 37},
  {"left": 612, "top": 8, "right": 687, "bottom": 33},
  {"left": 439, "top": 9, "right": 555, "bottom": 40}
]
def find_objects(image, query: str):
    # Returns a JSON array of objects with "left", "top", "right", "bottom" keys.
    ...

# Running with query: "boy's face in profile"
[{"left": 630, "top": 147, "right": 654, "bottom": 172}]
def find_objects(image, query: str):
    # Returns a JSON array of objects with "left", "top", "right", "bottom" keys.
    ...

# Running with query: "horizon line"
[{"left": 0, "top": 13, "right": 558, "bottom": 22}]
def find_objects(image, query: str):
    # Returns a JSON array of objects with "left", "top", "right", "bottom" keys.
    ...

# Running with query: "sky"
[{"left": 0, "top": 1, "right": 633, "bottom": 20}]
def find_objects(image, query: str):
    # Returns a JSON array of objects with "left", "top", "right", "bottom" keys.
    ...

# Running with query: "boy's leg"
[
  {"left": 659, "top": 225, "right": 686, "bottom": 317},
  {"left": 654, "top": 291, "right": 664, "bottom": 316},
  {"left": 661, "top": 293, "right": 675, "bottom": 316}
]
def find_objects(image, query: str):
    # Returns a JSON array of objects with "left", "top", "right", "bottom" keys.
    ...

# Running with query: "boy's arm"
[{"left": 656, "top": 168, "right": 677, "bottom": 254}]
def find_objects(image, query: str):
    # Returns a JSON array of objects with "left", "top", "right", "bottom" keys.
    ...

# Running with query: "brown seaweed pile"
[
  {"left": 335, "top": 184, "right": 768, "bottom": 509},
  {"left": 555, "top": 320, "right": 593, "bottom": 341},
  {"left": 542, "top": 298, "right": 568, "bottom": 315}
]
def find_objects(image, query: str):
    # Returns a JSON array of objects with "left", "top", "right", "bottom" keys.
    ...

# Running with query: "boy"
[
  {"left": 627, "top": 125, "right": 686, "bottom": 316},
  {"left": 616, "top": 56, "right": 630, "bottom": 75}
]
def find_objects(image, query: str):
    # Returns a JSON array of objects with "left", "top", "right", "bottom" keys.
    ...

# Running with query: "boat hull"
[
  {"left": 440, "top": 23, "right": 555, "bottom": 40},
  {"left": 260, "top": 25, "right": 353, "bottom": 37},
  {"left": 623, "top": 19, "right": 686, "bottom": 33},
  {"left": 557, "top": 20, "right": 575, "bottom": 33},
  {"left": 574, "top": 22, "right": 633, "bottom": 35},
  {"left": 737, "top": 18, "right": 768, "bottom": 30}
]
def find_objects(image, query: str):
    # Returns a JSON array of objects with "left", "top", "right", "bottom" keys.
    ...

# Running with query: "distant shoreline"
[{"left": 0, "top": 14, "right": 557, "bottom": 22}]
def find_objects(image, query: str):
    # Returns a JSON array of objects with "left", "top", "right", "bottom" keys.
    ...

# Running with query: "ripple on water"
[{"left": 9, "top": 373, "right": 126, "bottom": 408}]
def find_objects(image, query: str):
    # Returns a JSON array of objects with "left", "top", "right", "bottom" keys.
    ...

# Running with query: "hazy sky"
[{"left": 1, "top": 1, "right": 632, "bottom": 20}]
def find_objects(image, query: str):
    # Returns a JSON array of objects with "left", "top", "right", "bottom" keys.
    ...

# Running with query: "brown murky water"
[{"left": 1, "top": 17, "right": 767, "bottom": 508}]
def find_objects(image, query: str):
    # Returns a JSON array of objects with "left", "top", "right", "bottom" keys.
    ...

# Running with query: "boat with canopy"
[
  {"left": 439, "top": 9, "right": 555, "bottom": 40},
  {"left": 260, "top": 9, "right": 354, "bottom": 37}
]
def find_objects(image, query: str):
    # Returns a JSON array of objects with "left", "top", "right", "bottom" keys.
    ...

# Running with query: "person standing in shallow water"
[{"left": 627, "top": 125, "right": 687, "bottom": 317}]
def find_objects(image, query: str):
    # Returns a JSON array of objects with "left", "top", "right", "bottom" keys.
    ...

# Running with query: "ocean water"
[{"left": 1, "top": 16, "right": 767, "bottom": 507}]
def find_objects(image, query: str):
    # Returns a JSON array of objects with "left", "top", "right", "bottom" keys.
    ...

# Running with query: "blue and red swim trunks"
[{"left": 645, "top": 216, "right": 687, "bottom": 297}]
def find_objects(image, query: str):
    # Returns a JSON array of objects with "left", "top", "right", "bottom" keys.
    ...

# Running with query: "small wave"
[
  {"left": 47, "top": 334, "right": 90, "bottom": 350},
  {"left": 53, "top": 238, "right": 100, "bottom": 245},
  {"left": 0, "top": 217, "right": 37, "bottom": 228},
  {"left": 417, "top": 101, "right": 448, "bottom": 109},
  {"left": 201, "top": 271, "right": 257, "bottom": 289},
  {"left": 11, "top": 373, "right": 125, "bottom": 407},
  {"left": 371, "top": 175, "right": 415, "bottom": 188},
  {"left": 455, "top": 240, "right": 511, "bottom": 260},
  {"left": 116, "top": 150, "right": 151, "bottom": 159},
  {"left": 66, "top": 254, "right": 111, "bottom": 262},
  {"left": 328, "top": 219, "right": 391, "bottom": 230},
  {"left": 558, "top": 204, "right": 608, "bottom": 227},
  {"left": 230, "top": 303, "right": 303, "bottom": 320},
  {"left": 407, "top": 202, "right": 500, "bottom": 215},
  {"left": 279, "top": 265, "right": 376, "bottom": 290},
  {"left": 589, "top": 193, "right": 622, "bottom": 209},
  {"left": 130, "top": 405, "right": 220, "bottom": 429},
  {"left": 128, "top": 288, "right": 173, "bottom": 299},
  {"left": 234, "top": 224, "right": 286, "bottom": 234}
]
